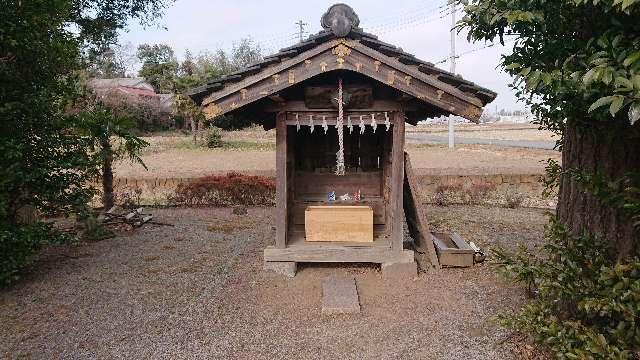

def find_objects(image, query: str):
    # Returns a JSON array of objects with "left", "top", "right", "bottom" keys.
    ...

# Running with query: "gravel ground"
[{"left": 0, "top": 206, "right": 550, "bottom": 359}]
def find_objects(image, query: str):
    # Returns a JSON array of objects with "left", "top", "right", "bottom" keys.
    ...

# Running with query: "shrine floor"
[{"left": 0, "top": 205, "right": 550, "bottom": 359}]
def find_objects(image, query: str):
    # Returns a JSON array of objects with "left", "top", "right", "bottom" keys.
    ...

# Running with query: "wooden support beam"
[
  {"left": 275, "top": 112, "right": 287, "bottom": 249},
  {"left": 403, "top": 152, "right": 441, "bottom": 270},
  {"left": 390, "top": 111, "right": 405, "bottom": 254},
  {"left": 264, "top": 245, "right": 414, "bottom": 264}
]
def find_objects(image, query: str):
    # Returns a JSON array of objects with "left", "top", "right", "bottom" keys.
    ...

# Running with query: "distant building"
[{"left": 88, "top": 78, "right": 176, "bottom": 130}]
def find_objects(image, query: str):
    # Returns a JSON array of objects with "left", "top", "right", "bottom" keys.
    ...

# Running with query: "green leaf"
[
  {"left": 588, "top": 96, "right": 615, "bottom": 113},
  {"left": 623, "top": 52, "right": 640, "bottom": 67},
  {"left": 609, "top": 95, "right": 624, "bottom": 116},
  {"left": 629, "top": 103, "right": 640, "bottom": 125}
]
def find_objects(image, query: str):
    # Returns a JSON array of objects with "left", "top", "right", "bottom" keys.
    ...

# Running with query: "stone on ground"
[
  {"left": 263, "top": 261, "right": 296, "bottom": 277},
  {"left": 322, "top": 277, "right": 360, "bottom": 315}
]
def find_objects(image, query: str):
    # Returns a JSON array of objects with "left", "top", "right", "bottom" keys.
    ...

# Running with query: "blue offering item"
[{"left": 327, "top": 191, "right": 336, "bottom": 202}]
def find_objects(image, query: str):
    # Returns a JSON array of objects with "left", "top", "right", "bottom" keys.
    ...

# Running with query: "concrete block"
[
  {"left": 381, "top": 261, "right": 417, "bottom": 280},
  {"left": 263, "top": 261, "right": 296, "bottom": 278},
  {"left": 322, "top": 277, "right": 360, "bottom": 315}
]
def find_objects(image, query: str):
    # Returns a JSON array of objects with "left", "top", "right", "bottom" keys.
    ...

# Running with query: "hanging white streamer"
[
  {"left": 359, "top": 115, "right": 365, "bottom": 134},
  {"left": 295, "top": 113, "right": 300, "bottom": 132},
  {"left": 384, "top": 112, "right": 390, "bottom": 131},
  {"left": 308, "top": 114, "right": 314, "bottom": 133},
  {"left": 347, "top": 115, "right": 353, "bottom": 134},
  {"left": 322, "top": 115, "right": 328, "bottom": 134},
  {"left": 371, "top": 113, "right": 377, "bottom": 131},
  {"left": 335, "top": 78, "right": 345, "bottom": 176}
]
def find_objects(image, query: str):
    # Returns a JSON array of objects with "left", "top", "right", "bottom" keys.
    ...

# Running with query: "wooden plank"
[
  {"left": 202, "top": 40, "right": 337, "bottom": 106},
  {"left": 403, "top": 152, "right": 441, "bottom": 269},
  {"left": 202, "top": 41, "right": 483, "bottom": 121},
  {"left": 305, "top": 205, "right": 373, "bottom": 242},
  {"left": 432, "top": 232, "right": 474, "bottom": 267},
  {"left": 390, "top": 111, "right": 405, "bottom": 253},
  {"left": 344, "top": 49, "right": 483, "bottom": 121},
  {"left": 293, "top": 171, "right": 382, "bottom": 196},
  {"left": 304, "top": 85, "right": 373, "bottom": 109},
  {"left": 291, "top": 200, "right": 385, "bottom": 225},
  {"left": 275, "top": 112, "right": 287, "bottom": 249},
  {"left": 349, "top": 41, "right": 483, "bottom": 107},
  {"left": 264, "top": 246, "right": 414, "bottom": 264},
  {"left": 265, "top": 100, "right": 417, "bottom": 113}
]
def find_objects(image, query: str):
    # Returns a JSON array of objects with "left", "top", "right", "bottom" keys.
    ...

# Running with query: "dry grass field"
[{"left": 114, "top": 124, "right": 560, "bottom": 179}]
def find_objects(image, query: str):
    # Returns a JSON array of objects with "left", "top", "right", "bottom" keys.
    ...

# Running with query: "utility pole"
[
  {"left": 448, "top": 3, "right": 457, "bottom": 149},
  {"left": 295, "top": 20, "right": 308, "bottom": 42}
]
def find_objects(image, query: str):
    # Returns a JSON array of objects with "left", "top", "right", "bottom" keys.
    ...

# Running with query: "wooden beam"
[
  {"left": 201, "top": 39, "right": 484, "bottom": 122},
  {"left": 403, "top": 152, "right": 441, "bottom": 270},
  {"left": 390, "top": 111, "right": 405, "bottom": 254},
  {"left": 275, "top": 112, "right": 287, "bottom": 249},
  {"left": 350, "top": 41, "right": 483, "bottom": 107},
  {"left": 202, "top": 40, "right": 337, "bottom": 106},
  {"left": 264, "top": 246, "right": 414, "bottom": 264},
  {"left": 265, "top": 100, "right": 416, "bottom": 113}
]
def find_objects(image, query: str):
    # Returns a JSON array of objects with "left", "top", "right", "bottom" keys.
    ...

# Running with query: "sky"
[{"left": 119, "top": 0, "right": 525, "bottom": 112}]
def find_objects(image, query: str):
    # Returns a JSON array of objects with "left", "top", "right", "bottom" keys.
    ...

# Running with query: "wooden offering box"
[
  {"left": 305, "top": 205, "right": 373, "bottom": 242},
  {"left": 432, "top": 232, "right": 475, "bottom": 267}
]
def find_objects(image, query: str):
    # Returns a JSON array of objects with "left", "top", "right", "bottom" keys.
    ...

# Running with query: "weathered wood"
[
  {"left": 265, "top": 100, "right": 417, "bottom": 113},
  {"left": 305, "top": 205, "right": 374, "bottom": 242},
  {"left": 291, "top": 199, "right": 385, "bottom": 225},
  {"left": 349, "top": 41, "right": 483, "bottom": 107},
  {"left": 403, "top": 152, "right": 441, "bottom": 270},
  {"left": 432, "top": 232, "right": 474, "bottom": 268},
  {"left": 390, "top": 111, "right": 405, "bottom": 253},
  {"left": 344, "top": 48, "right": 483, "bottom": 121},
  {"left": 264, "top": 245, "right": 414, "bottom": 264},
  {"left": 304, "top": 85, "right": 373, "bottom": 109},
  {"left": 202, "top": 40, "right": 337, "bottom": 106},
  {"left": 202, "top": 41, "right": 484, "bottom": 121},
  {"left": 275, "top": 112, "right": 287, "bottom": 249}
]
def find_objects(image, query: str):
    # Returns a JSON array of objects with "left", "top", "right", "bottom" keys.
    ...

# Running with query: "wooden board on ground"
[
  {"left": 432, "top": 232, "right": 475, "bottom": 268},
  {"left": 305, "top": 205, "right": 373, "bottom": 242},
  {"left": 403, "top": 152, "right": 441, "bottom": 270}
]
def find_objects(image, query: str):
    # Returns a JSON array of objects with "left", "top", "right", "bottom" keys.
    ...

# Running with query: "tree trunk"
[
  {"left": 102, "top": 140, "right": 115, "bottom": 210},
  {"left": 557, "top": 121, "right": 640, "bottom": 259},
  {"left": 190, "top": 118, "right": 196, "bottom": 145},
  {"left": 198, "top": 119, "right": 205, "bottom": 142}
]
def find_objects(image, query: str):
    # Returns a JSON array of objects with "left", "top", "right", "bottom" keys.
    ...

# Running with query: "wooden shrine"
[{"left": 189, "top": 4, "right": 496, "bottom": 276}]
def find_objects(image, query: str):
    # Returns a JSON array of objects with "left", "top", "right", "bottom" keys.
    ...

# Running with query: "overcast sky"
[{"left": 120, "top": 0, "right": 525, "bottom": 112}]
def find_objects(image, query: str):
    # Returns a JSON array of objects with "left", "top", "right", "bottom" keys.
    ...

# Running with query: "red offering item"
[{"left": 353, "top": 189, "right": 361, "bottom": 202}]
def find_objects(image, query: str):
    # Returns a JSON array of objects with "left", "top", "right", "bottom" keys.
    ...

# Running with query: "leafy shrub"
[
  {"left": 466, "top": 182, "right": 495, "bottom": 205},
  {"left": 505, "top": 187, "right": 525, "bottom": 208},
  {"left": 432, "top": 183, "right": 462, "bottom": 206},
  {"left": 493, "top": 219, "right": 640, "bottom": 359},
  {"left": 170, "top": 172, "right": 275, "bottom": 207},
  {"left": 206, "top": 127, "right": 224, "bottom": 148},
  {"left": 0, "top": 223, "right": 72, "bottom": 287}
]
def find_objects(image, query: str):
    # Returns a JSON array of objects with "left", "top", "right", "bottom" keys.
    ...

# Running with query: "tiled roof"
[{"left": 188, "top": 27, "right": 497, "bottom": 107}]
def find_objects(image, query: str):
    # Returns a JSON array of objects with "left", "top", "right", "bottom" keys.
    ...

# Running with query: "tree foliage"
[
  {"left": 457, "top": 0, "right": 640, "bottom": 356},
  {"left": 0, "top": 0, "right": 171, "bottom": 287},
  {"left": 457, "top": 0, "right": 640, "bottom": 132}
]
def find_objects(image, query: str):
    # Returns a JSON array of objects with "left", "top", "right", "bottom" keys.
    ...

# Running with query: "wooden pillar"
[
  {"left": 390, "top": 111, "right": 405, "bottom": 253},
  {"left": 275, "top": 112, "right": 288, "bottom": 249}
]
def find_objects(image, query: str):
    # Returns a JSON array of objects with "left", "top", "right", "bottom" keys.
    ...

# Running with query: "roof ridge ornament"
[{"left": 321, "top": 4, "right": 360, "bottom": 37}]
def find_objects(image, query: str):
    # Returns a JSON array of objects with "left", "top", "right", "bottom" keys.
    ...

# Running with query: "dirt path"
[{"left": 0, "top": 206, "right": 548, "bottom": 359}]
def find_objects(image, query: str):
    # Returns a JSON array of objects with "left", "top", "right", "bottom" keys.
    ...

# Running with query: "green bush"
[
  {"left": 206, "top": 127, "right": 224, "bottom": 148},
  {"left": 493, "top": 219, "right": 640, "bottom": 359},
  {"left": 0, "top": 223, "right": 72, "bottom": 288}
]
